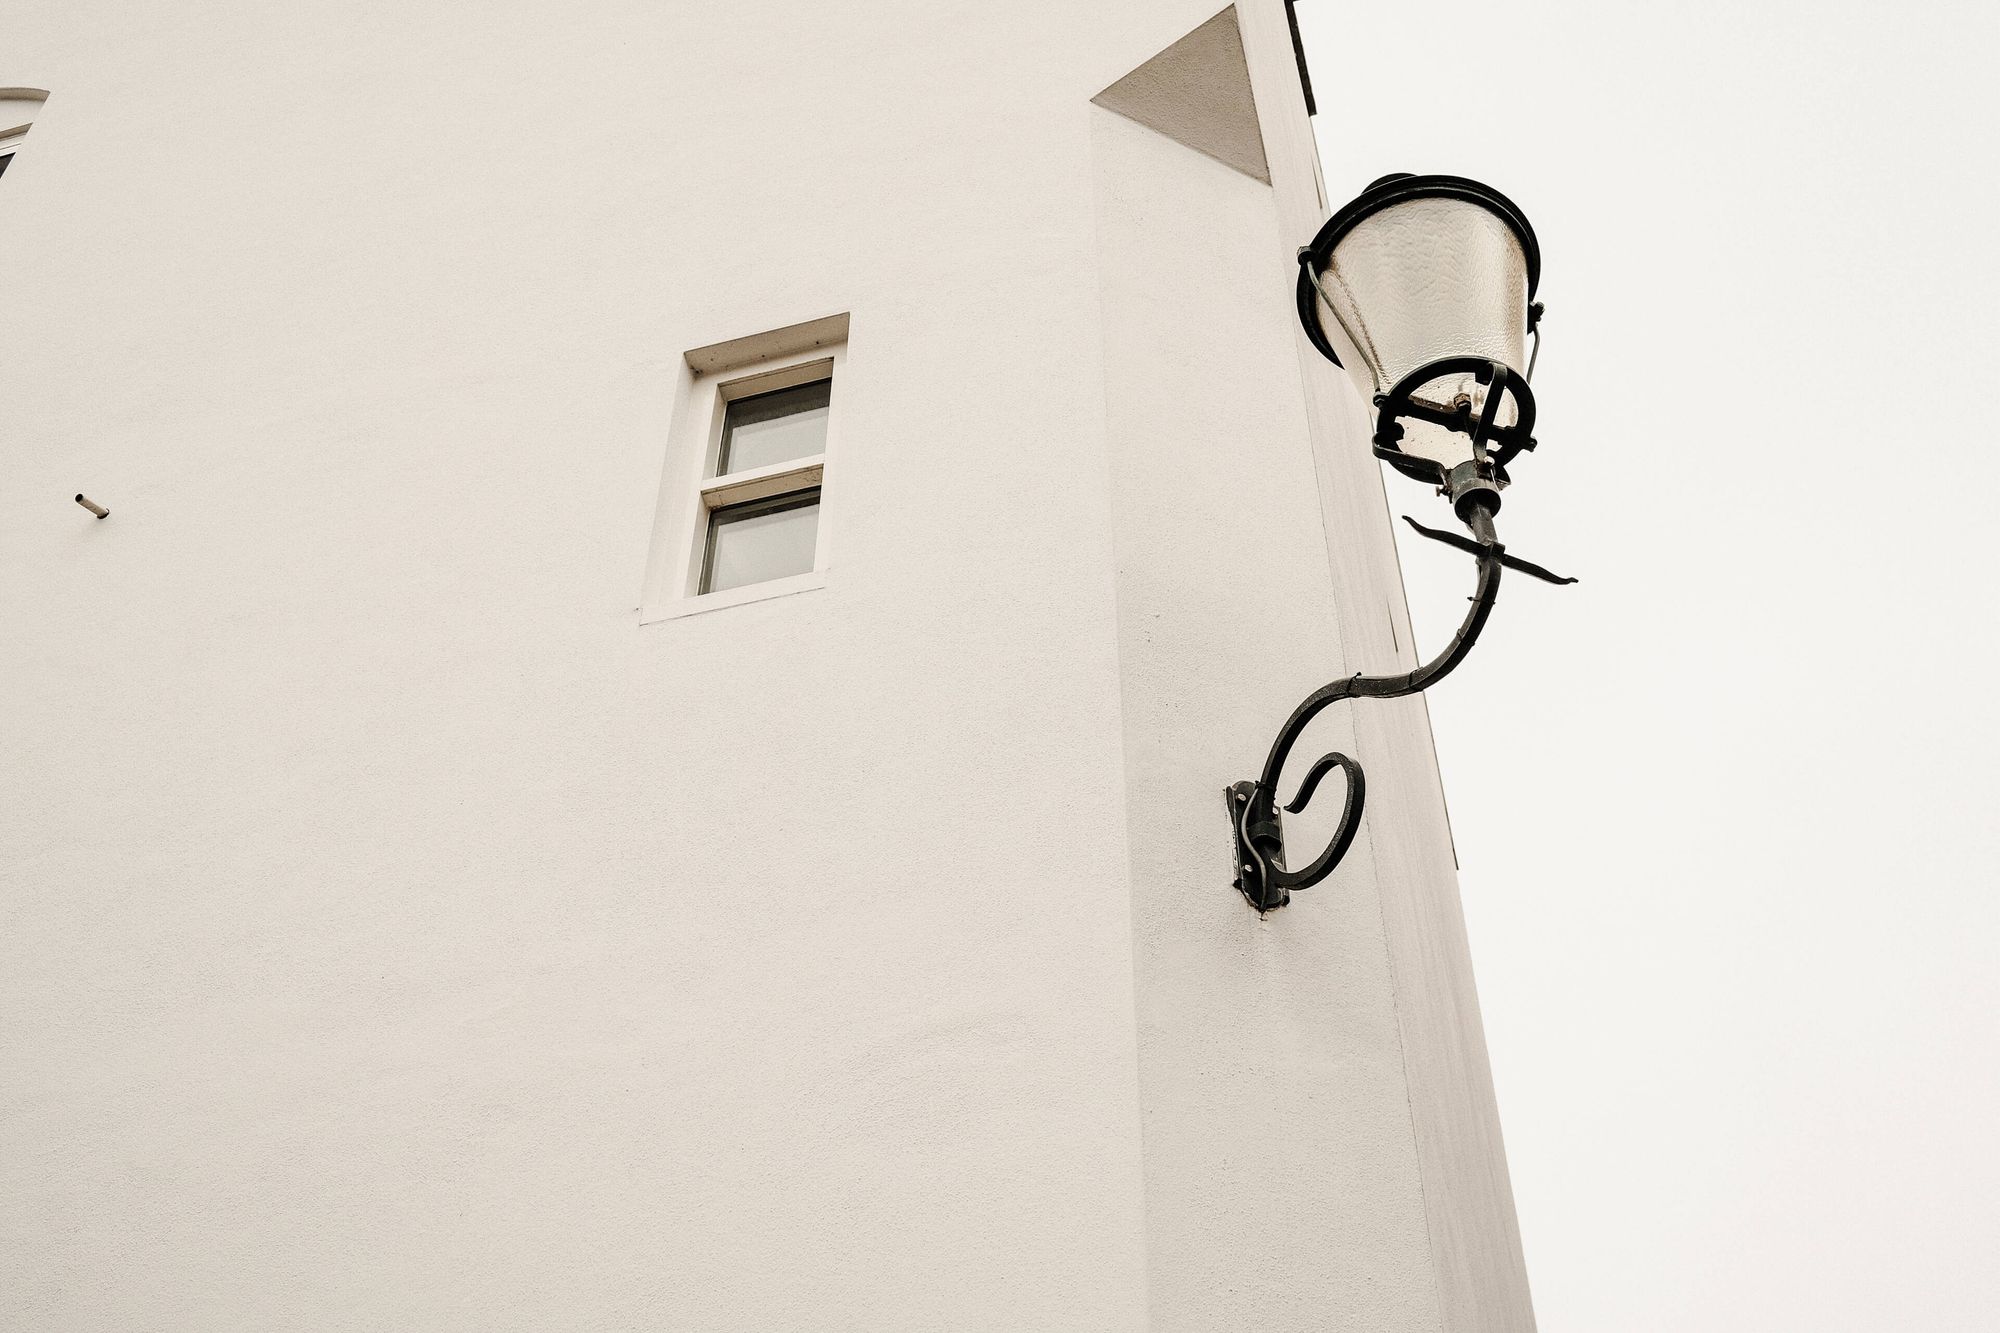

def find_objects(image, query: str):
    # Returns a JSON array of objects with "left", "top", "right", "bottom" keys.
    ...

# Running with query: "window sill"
[{"left": 640, "top": 569, "right": 826, "bottom": 624}]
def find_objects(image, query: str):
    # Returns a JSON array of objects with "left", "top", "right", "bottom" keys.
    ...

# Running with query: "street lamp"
[{"left": 1227, "top": 174, "right": 1575, "bottom": 913}]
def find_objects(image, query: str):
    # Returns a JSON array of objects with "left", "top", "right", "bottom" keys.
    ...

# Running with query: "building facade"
[{"left": 1, "top": 3, "right": 1533, "bottom": 1328}]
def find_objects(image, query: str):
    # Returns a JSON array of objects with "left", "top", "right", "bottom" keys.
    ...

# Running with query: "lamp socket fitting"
[{"left": 1444, "top": 461, "right": 1503, "bottom": 521}]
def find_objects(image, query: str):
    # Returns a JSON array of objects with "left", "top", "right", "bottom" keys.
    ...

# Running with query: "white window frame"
[
  {"left": 0, "top": 88, "right": 49, "bottom": 170},
  {"left": 642, "top": 337, "right": 844, "bottom": 622}
]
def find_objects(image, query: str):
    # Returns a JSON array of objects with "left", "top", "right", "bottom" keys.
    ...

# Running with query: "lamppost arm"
[{"left": 1227, "top": 505, "right": 1572, "bottom": 911}]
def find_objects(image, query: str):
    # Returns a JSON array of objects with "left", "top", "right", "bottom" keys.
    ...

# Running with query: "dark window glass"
[
  {"left": 701, "top": 489, "right": 821, "bottom": 594},
  {"left": 717, "top": 380, "right": 831, "bottom": 475}
]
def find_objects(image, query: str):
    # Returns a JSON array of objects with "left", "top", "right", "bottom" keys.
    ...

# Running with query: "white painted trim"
[
  {"left": 0, "top": 87, "right": 47, "bottom": 143},
  {"left": 685, "top": 312, "right": 849, "bottom": 377},
  {"left": 639, "top": 569, "right": 827, "bottom": 624},
  {"left": 698, "top": 455, "right": 825, "bottom": 510},
  {"left": 716, "top": 357, "right": 833, "bottom": 402}
]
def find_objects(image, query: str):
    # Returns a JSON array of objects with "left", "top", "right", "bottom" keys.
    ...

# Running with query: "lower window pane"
[{"left": 702, "top": 491, "right": 820, "bottom": 594}]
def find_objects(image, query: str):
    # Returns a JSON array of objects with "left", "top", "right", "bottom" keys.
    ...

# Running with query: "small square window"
[
  {"left": 695, "top": 371, "right": 832, "bottom": 595},
  {"left": 643, "top": 316, "right": 848, "bottom": 621},
  {"left": 701, "top": 489, "right": 822, "bottom": 594}
]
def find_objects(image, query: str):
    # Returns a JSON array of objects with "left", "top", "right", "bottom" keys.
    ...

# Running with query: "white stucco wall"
[
  {"left": 1095, "top": 106, "right": 1438, "bottom": 1329},
  {"left": 1, "top": 3, "right": 1528, "bottom": 1328}
]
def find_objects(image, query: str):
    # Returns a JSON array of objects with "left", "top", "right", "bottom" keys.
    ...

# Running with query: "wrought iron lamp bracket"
[{"left": 1227, "top": 369, "right": 1573, "bottom": 913}]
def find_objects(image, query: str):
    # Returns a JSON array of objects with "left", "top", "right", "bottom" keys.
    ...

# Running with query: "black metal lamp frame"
[{"left": 1226, "top": 352, "right": 1573, "bottom": 913}]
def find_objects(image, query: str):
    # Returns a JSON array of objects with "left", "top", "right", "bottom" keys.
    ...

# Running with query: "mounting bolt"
[{"left": 74, "top": 494, "right": 109, "bottom": 520}]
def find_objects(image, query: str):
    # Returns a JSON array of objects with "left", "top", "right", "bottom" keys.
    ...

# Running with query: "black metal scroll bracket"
[
  {"left": 1370, "top": 356, "right": 1538, "bottom": 490},
  {"left": 1226, "top": 359, "right": 1575, "bottom": 912}
]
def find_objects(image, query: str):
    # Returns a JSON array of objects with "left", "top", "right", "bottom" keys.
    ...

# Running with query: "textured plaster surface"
[
  {"left": 1, "top": 1, "right": 1529, "bottom": 1328},
  {"left": 1, "top": 3, "right": 1150, "bottom": 1327},
  {"left": 1092, "top": 106, "right": 1439, "bottom": 1331}
]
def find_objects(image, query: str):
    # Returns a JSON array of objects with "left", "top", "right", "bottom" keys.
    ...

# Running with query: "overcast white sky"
[{"left": 1296, "top": 2, "right": 2000, "bottom": 1328}]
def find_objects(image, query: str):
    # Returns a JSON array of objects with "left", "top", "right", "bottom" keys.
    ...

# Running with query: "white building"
[{"left": 2, "top": 5, "right": 1533, "bottom": 1328}]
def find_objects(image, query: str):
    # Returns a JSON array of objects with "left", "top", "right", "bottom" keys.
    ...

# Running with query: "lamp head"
[{"left": 1297, "top": 174, "right": 1542, "bottom": 511}]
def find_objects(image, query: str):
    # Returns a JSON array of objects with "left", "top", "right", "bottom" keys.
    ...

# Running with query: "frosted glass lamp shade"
[{"left": 1297, "top": 175, "right": 1540, "bottom": 476}]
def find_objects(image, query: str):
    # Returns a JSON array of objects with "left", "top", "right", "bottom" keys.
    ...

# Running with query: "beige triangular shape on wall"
[{"left": 1092, "top": 6, "right": 1270, "bottom": 185}]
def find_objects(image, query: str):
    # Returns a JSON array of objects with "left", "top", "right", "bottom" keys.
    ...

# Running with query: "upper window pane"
[{"left": 717, "top": 380, "right": 830, "bottom": 475}]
